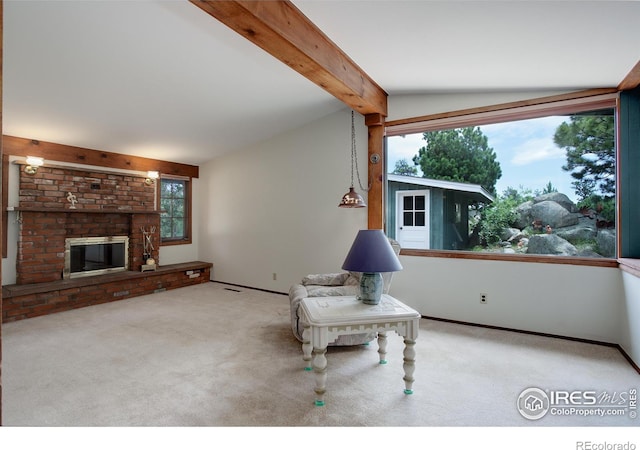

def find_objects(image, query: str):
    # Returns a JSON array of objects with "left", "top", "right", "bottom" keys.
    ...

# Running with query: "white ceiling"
[{"left": 4, "top": 1, "right": 640, "bottom": 166}]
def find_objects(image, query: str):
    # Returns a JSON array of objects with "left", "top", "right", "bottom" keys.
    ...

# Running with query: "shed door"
[{"left": 396, "top": 190, "right": 429, "bottom": 249}]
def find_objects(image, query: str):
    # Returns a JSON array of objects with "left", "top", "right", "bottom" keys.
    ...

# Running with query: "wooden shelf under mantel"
[{"left": 7, "top": 206, "right": 165, "bottom": 214}]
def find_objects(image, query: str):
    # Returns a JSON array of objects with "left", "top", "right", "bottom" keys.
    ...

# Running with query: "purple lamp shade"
[{"left": 342, "top": 229, "right": 403, "bottom": 273}]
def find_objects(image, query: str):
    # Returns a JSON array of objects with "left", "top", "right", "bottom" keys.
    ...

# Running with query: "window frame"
[
  {"left": 384, "top": 89, "right": 621, "bottom": 269},
  {"left": 158, "top": 175, "right": 192, "bottom": 246}
]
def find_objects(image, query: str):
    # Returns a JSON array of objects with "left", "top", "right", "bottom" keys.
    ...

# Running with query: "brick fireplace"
[
  {"left": 15, "top": 164, "right": 160, "bottom": 284},
  {"left": 2, "top": 162, "right": 212, "bottom": 323}
]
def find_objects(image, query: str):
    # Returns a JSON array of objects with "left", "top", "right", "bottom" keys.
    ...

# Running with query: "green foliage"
[
  {"left": 578, "top": 194, "right": 615, "bottom": 223},
  {"left": 501, "top": 185, "right": 534, "bottom": 204},
  {"left": 478, "top": 185, "right": 533, "bottom": 246},
  {"left": 160, "top": 179, "right": 187, "bottom": 239},
  {"left": 478, "top": 196, "right": 518, "bottom": 245},
  {"left": 555, "top": 113, "right": 616, "bottom": 225},
  {"left": 542, "top": 181, "right": 558, "bottom": 194},
  {"left": 391, "top": 158, "right": 418, "bottom": 176},
  {"left": 554, "top": 114, "right": 615, "bottom": 201},
  {"left": 412, "top": 127, "right": 502, "bottom": 195}
]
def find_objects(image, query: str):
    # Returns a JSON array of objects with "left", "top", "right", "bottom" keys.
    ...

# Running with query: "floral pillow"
[
  {"left": 344, "top": 272, "right": 361, "bottom": 286},
  {"left": 305, "top": 285, "right": 356, "bottom": 297},
  {"left": 302, "top": 272, "right": 349, "bottom": 286}
]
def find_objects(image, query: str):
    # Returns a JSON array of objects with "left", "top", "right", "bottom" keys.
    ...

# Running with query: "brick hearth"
[{"left": 2, "top": 261, "right": 212, "bottom": 323}]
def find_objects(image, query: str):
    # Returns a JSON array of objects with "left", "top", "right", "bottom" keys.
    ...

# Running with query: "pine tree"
[{"left": 412, "top": 127, "right": 501, "bottom": 195}]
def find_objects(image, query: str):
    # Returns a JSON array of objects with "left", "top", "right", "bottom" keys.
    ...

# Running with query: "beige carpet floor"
[{"left": 2, "top": 282, "right": 639, "bottom": 432}]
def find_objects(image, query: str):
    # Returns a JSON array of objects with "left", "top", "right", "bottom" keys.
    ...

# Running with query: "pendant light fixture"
[{"left": 339, "top": 111, "right": 369, "bottom": 208}]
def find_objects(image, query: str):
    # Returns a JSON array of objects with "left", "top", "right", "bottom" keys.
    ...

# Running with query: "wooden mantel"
[
  {"left": 3, "top": 135, "right": 199, "bottom": 179},
  {"left": 7, "top": 207, "right": 164, "bottom": 214}
]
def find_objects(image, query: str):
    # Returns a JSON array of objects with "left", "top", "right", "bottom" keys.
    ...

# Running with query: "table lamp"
[{"left": 342, "top": 229, "right": 403, "bottom": 305}]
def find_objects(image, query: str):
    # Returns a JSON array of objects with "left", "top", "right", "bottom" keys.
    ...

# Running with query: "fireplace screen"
[{"left": 64, "top": 236, "right": 129, "bottom": 279}]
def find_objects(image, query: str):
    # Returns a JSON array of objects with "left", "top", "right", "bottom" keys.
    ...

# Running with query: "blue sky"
[{"left": 387, "top": 115, "right": 579, "bottom": 202}]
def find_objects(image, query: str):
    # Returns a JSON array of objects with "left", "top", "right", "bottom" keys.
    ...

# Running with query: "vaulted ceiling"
[{"left": 3, "top": 1, "right": 640, "bottom": 166}]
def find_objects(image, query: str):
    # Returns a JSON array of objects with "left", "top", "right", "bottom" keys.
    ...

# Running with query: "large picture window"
[
  {"left": 160, "top": 177, "right": 191, "bottom": 245},
  {"left": 386, "top": 93, "right": 618, "bottom": 260}
]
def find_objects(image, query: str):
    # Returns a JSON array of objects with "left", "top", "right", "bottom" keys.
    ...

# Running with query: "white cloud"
[
  {"left": 481, "top": 115, "right": 569, "bottom": 167},
  {"left": 510, "top": 137, "right": 565, "bottom": 166},
  {"left": 482, "top": 115, "right": 567, "bottom": 143},
  {"left": 388, "top": 133, "right": 423, "bottom": 159},
  {"left": 387, "top": 133, "right": 424, "bottom": 173}
]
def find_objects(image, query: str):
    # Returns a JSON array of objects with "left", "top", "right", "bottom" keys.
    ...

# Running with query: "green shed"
[{"left": 386, "top": 174, "right": 494, "bottom": 250}]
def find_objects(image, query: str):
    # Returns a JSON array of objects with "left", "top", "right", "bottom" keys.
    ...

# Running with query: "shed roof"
[{"left": 388, "top": 174, "right": 495, "bottom": 203}]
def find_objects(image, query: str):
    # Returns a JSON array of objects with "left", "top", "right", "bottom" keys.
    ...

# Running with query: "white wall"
[
  {"left": 2, "top": 160, "right": 21, "bottom": 285},
  {"left": 620, "top": 271, "right": 640, "bottom": 366},
  {"left": 197, "top": 108, "right": 368, "bottom": 292},
  {"left": 195, "top": 90, "right": 633, "bottom": 354},
  {"left": 391, "top": 256, "right": 623, "bottom": 344}
]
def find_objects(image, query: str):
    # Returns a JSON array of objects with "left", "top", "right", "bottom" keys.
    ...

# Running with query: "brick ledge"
[{"left": 2, "top": 261, "right": 213, "bottom": 298}]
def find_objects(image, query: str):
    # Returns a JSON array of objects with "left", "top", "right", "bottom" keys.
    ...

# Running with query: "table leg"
[
  {"left": 403, "top": 338, "right": 416, "bottom": 394},
  {"left": 301, "top": 323, "right": 312, "bottom": 371},
  {"left": 312, "top": 346, "right": 328, "bottom": 406},
  {"left": 377, "top": 331, "right": 388, "bottom": 364}
]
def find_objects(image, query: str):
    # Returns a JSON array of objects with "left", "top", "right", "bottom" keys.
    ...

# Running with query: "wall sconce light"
[
  {"left": 144, "top": 171, "right": 159, "bottom": 185},
  {"left": 24, "top": 156, "right": 44, "bottom": 175}
]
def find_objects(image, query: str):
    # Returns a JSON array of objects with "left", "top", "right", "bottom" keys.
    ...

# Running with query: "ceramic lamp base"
[{"left": 359, "top": 272, "right": 383, "bottom": 305}]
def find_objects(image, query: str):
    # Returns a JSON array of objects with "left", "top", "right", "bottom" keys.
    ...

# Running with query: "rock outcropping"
[{"left": 497, "top": 193, "right": 615, "bottom": 258}]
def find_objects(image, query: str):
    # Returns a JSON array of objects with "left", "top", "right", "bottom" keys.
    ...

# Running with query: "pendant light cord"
[{"left": 351, "top": 110, "right": 370, "bottom": 192}]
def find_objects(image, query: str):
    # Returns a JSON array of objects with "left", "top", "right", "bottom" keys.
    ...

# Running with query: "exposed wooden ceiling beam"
[{"left": 189, "top": 0, "right": 388, "bottom": 117}]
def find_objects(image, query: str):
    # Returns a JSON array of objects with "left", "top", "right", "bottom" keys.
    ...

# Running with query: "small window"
[{"left": 160, "top": 177, "right": 191, "bottom": 245}]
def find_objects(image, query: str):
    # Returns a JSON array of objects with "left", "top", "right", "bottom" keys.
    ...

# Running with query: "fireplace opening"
[{"left": 64, "top": 236, "right": 129, "bottom": 279}]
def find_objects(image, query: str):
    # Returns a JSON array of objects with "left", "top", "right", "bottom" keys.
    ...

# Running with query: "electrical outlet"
[
  {"left": 273, "top": 273, "right": 277, "bottom": 281},
  {"left": 480, "top": 293, "right": 488, "bottom": 304}
]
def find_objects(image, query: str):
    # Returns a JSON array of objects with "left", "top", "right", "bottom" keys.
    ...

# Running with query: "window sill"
[
  {"left": 400, "top": 249, "right": 619, "bottom": 268},
  {"left": 160, "top": 238, "right": 192, "bottom": 247},
  {"left": 618, "top": 258, "right": 640, "bottom": 278}
]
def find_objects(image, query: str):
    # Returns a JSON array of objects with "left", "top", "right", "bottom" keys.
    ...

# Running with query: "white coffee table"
[{"left": 299, "top": 294, "right": 420, "bottom": 406}]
